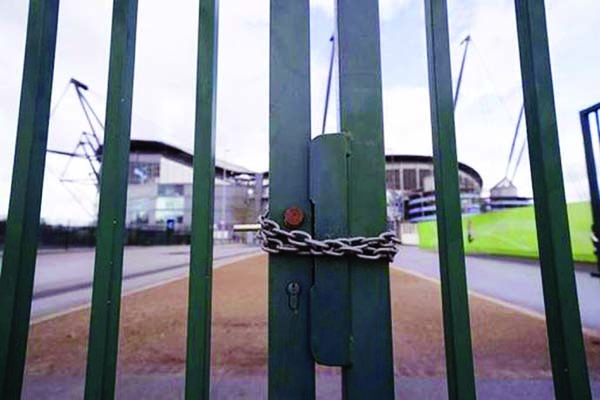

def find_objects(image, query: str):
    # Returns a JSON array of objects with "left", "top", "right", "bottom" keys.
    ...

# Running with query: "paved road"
[
  {"left": 393, "top": 246, "right": 600, "bottom": 332},
  {"left": 30, "top": 244, "right": 260, "bottom": 321},
  {"left": 25, "top": 244, "right": 600, "bottom": 332}
]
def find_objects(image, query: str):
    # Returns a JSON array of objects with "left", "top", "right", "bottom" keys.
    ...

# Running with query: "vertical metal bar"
[
  {"left": 0, "top": 1, "right": 60, "bottom": 398},
  {"left": 514, "top": 1, "right": 591, "bottom": 398},
  {"left": 336, "top": 0, "right": 395, "bottom": 397},
  {"left": 580, "top": 110, "right": 600, "bottom": 275},
  {"left": 269, "top": 1, "right": 315, "bottom": 398},
  {"left": 595, "top": 111, "right": 600, "bottom": 144},
  {"left": 83, "top": 0, "right": 138, "bottom": 398},
  {"left": 423, "top": 0, "right": 477, "bottom": 399},
  {"left": 184, "top": 0, "right": 219, "bottom": 398}
]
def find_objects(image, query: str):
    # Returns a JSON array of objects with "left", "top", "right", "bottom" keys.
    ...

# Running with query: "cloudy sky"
[{"left": 1, "top": 0, "right": 599, "bottom": 224}]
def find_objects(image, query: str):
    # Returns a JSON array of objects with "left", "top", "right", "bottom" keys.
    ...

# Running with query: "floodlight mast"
[
  {"left": 453, "top": 35, "right": 471, "bottom": 109},
  {"left": 321, "top": 34, "right": 336, "bottom": 135},
  {"left": 322, "top": 34, "right": 470, "bottom": 133},
  {"left": 46, "top": 78, "right": 104, "bottom": 190},
  {"left": 452, "top": 35, "right": 528, "bottom": 185},
  {"left": 70, "top": 77, "right": 103, "bottom": 148}
]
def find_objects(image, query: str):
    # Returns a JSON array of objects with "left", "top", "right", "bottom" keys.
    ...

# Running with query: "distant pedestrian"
[{"left": 467, "top": 220, "right": 474, "bottom": 243}]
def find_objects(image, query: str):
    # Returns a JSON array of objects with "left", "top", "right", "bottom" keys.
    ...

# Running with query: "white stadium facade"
[{"left": 108, "top": 140, "right": 485, "bottom": 241}]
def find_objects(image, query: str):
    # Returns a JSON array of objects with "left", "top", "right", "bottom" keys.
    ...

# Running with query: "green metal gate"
[
  {"left": 0, "top": 0, "right": 591, "bottom": 399},
  {"left": 580, "top": 102, "right": 600, "bottom": 277}
]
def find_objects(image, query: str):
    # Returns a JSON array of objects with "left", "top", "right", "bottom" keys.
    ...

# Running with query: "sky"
[{"left": 1, "top": 0, "right": 599, "bottom": 225}]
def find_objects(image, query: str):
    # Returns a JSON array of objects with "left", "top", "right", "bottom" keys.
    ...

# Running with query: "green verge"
[{"left": 417, "top": 201, "right": 595, "bottom": 263}]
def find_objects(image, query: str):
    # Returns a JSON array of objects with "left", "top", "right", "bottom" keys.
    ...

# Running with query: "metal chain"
[{"left": 257, "top": 214, "right": 401, "bottom": 262}]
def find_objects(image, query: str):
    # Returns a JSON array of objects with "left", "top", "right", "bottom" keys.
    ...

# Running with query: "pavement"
[
  {"left": 392, "top": 246, "right": 600, "bottom": 333},
  {"left": 19, "top": 246, "right": 600, "bottom": 399},
  {"left": 30, "top": 244, "right": 261, "bottom": 321},
  {"left": 23, "top": 373, "right": 600, "bottom": 399},
  {"left": 28, "top": 244, "right": 600, "bottom": 331}
]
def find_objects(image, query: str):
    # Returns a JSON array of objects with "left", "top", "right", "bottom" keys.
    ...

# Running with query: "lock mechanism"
[
  {"left": 308, "top": 133, "right": 352, "bottom": 367},
  {"left": 286, "top": 281, "right": 301, "bottom": 312}
]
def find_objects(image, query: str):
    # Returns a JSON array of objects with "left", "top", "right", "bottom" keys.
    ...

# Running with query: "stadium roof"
[
  {"left": 385, "top": 154, "right": 483, "bottom": 187},
  {"left": 98, "top": 140, "right": 482, "bottom": 186},
  {"left": 97, "top": 139, "right": 255, "bottom": 176}
]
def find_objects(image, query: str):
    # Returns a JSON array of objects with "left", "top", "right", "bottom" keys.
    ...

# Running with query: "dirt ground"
[{"left": 25, "top": 255, "right": 600, "bottom": 380}]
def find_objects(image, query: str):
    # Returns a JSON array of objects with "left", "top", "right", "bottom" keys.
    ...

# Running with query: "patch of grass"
[{"left": 417, "top": 201, "right": 595, "bottom": 263}]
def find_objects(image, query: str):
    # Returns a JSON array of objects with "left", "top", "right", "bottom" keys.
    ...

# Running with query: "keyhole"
[{"left": 286, "top": 281, "right": 301, "bottom": 312}]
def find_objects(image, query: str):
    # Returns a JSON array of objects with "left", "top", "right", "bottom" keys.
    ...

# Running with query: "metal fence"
[
  {"left": 0, "top": 0, "right": 591, "bottom": 399},
  {"left": 580, "top": 102, "right": 600, "bottom": 277}
]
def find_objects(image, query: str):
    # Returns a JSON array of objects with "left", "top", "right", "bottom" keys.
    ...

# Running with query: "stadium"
[{"left": 116, "top": 139, "right": 485, "bottom": 239}]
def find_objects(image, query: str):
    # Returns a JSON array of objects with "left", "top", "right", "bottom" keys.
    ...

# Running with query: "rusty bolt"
[{"left": 283, "top": 206, "right": 304, "bottom": 228}]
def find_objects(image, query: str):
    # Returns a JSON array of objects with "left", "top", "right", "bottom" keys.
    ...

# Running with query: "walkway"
[
  {"left": 393, "top": 246, "right": 600, "bottom": 332},
  {"left": 30, "top": 244, "right": 260, "bottom": 321}
]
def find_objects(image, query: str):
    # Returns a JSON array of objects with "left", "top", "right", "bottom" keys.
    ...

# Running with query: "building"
[
  {"left": 120, "top": 140, "right": 266, "bottom": 239},
  {"left": 384, "top": 155, "right": 483, "bottom": 223},
  {"left": 485, "top": 177, "right": 533, "bottom": 211},
  {"left": 107, "top": 141, "right": 483, "bottom": 239}
]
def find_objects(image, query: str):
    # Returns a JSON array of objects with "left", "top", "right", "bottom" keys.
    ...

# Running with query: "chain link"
[{"left": 257, "top": 214, "right": 401, "bottom": 262}]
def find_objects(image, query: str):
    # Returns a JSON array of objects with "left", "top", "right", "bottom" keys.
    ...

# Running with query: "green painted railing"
[
  {"left": 424, "top": 1, "right": 476, "bottom": 397},
  {"left": 0, "top": 0, "right": 591, "bottom": 399},
  {"left": 580, "top": 102, "right": 600, "bottom": 276}
]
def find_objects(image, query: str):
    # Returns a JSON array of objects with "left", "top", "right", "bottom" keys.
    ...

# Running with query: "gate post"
[
  {"left": 0, "top": 1, "right": 60, "bottom": 398},
  {"left": 514, "top": 1, "right": 591, "bottom": 398},
  {"left": 269, "top": 1, "right": 315, "bottom": 398},
  {"left": 336, "top": 0, "right": 395, "bottom": 397}
]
